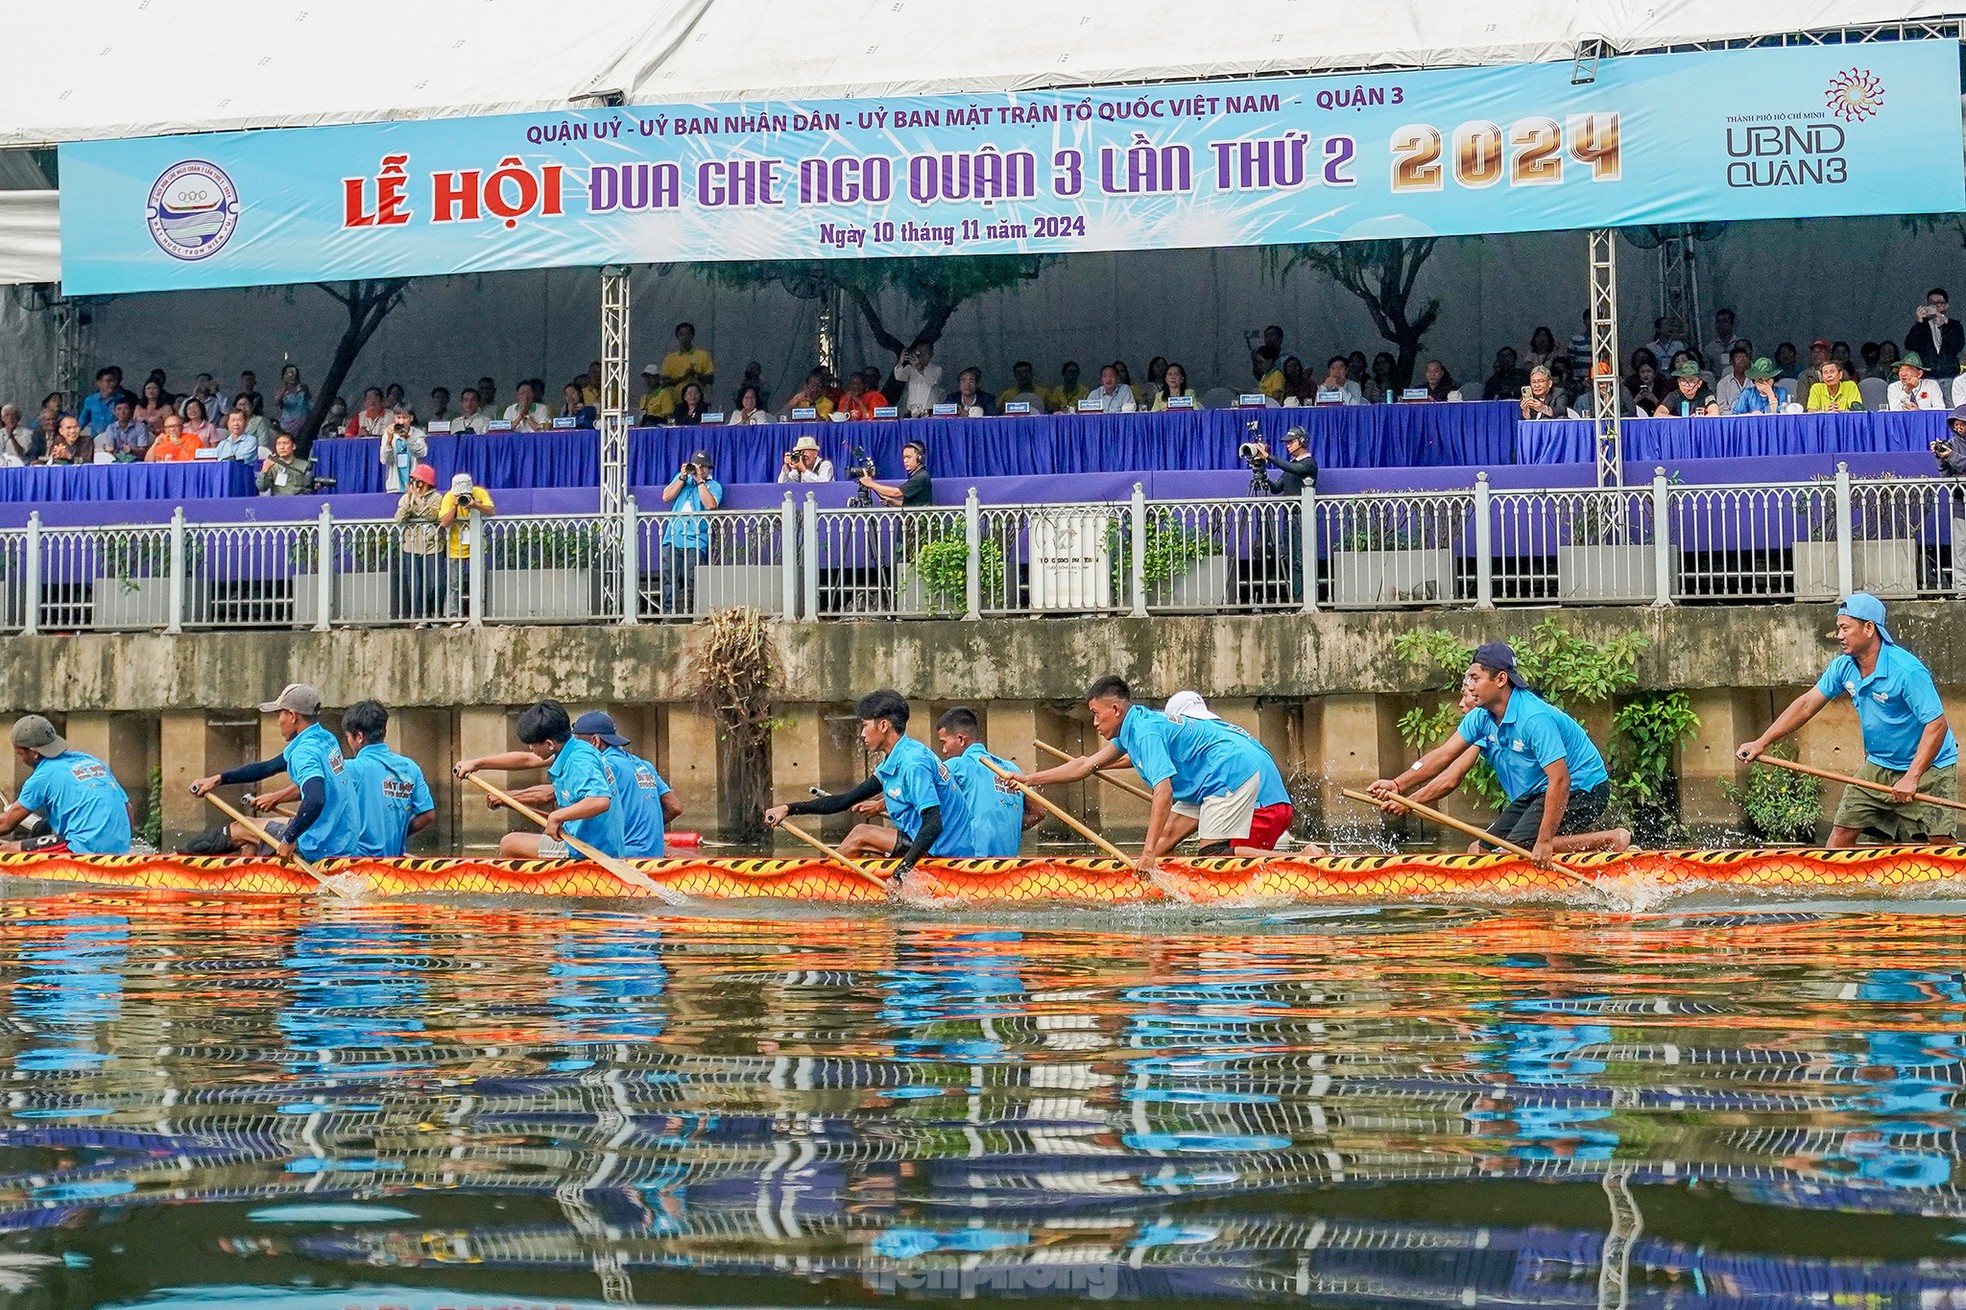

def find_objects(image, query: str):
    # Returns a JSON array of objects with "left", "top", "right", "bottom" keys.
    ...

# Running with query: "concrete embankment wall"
[{"left": 3, "top": 603, "right": 1959, "bottom": 850}]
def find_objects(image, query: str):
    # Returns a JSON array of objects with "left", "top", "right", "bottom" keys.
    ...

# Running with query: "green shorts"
[{"left": 1831, "top": 762, "right": 1957, "bottom": 841}]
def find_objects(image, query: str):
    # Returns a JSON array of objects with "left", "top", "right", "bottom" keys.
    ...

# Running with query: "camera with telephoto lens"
[
  {"left": 844, "top": 446, "right": 878, "bottom": 480},
  {"left": 1239, "top": 420, "right": 1268, "bottom": 468}
]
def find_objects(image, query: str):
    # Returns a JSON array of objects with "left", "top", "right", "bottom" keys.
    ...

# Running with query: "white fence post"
[
  {"left": 314, "top": 503, "right": 333, "bottom": 631},
  {"left": 1834, "top": 461, "right": 1855, "bottom": 599},
  {"left": 467, "top": 509, "right": 486, "bottom": 628},
  {"left": 779, "top": 493, "right": 799, "bottom": 619},
  {"left": 1650, "top": 467, "right": 1672, "bottom": 608},
  {"left": 1473, "top": 474, "right": 1494, "bottom": 610},
  {"left": 963, "top": 487, "right": 982, "bottom": 621},
  {"left": 619, "top": 494, "right": 640, "bottom": 626},
  {"left": 22, "top": 512, "right": 39, "bottom": 636},
  {"left": 1129, "top": 483, "right": 1148, "bottom": 618},
  {"left": 166, "top": 507, "right": 186, "bottom": 635},
  {"left": 1298, "top": 483, "right": 1317, "bottom": 614},
  {"left": 801, "top": 493, "right": 819, "bottom": 620}
]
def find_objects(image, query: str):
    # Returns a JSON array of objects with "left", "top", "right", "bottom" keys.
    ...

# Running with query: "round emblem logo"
[{"left": 145, "top": 160, "right": 239, "bottom": 261}]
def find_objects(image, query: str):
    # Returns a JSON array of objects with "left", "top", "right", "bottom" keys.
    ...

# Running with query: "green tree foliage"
[
  {"left": 1265, "top": 238, "right": 1444, "bottom": 386},
  {"left": 701, "top": 256, "right": 1049, "bottom": 356}
]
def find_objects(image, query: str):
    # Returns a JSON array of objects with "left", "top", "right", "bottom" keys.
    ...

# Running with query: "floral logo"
[{"left": 1824, "top": 68, "right": 1885, "bottom": 123}]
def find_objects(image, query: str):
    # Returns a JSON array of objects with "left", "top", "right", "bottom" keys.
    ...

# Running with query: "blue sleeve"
[
  {"left": 708, "top": 478, "right": 725, "bottom": 501},
  {"left": 654, "top": 774, "right": 672, "bottom": 799},
  {"left": 1124, "top": 719, "right": 1176, "bottom": 789},
  {"left": 285, "top": 775, "right": 327, "bottom": 843},
  {"left": 1522, "top": 715, "right": 1568, "bottom": 771},
  {"left": 410, "top": 768, "right": 434, "bottom": 815},
  {"left": 1815, "top": 658, "right": 1851, "bottom": 700},
  {"left": 218, "top": 752, "right": 290, "bottom": 786},
  {"left": 1729, "top": 390, "right": 1753, "bottom": 415},
  {"left": 1903, "top": 665, "right": 1947, "bottom": 725},
  {"left": 16, "top": 767, "right": 50, "bottom": 815},
  {"left": 1454, "top": 708, "right": 1488, "bottom": 746}
]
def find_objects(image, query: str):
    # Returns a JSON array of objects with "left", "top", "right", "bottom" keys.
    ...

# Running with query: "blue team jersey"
[
  {"left": 1816, "top": 646, "right": 1960, "bottom": 772},
  {"left": 548, "top": 737, "right": 625, "bottom": 856},
  {"left": 945, "top": 743, "right": 1026, "bottom": 858},
  {"left": 1115, "top": 707, "right": 1290, "bottom": 807},
  {"left": 875, "top": 734, "right": 973, "bottom": 856},
  {"left": 1456, "top": 690, "right": 1610, "bottom": 803},
  {"left": 17, "top": 751, "right": 131, "bottom": 855},
  {"left": 602, "top": 745, "right": 672, "bottom": 858},
  {"left": 283, "top": 721, "right": 361, "bottom": 860},
  {"left": 344, "top": 743, "right": 434, "bottom": 858}
]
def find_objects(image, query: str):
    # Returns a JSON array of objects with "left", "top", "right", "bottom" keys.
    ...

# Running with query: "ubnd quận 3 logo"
[
  {"left": 1824, "top": 68, "right": 1884, "bottom": 123},
  {"left": 146, "top": 160, "right": 239, "bottom": 261}
]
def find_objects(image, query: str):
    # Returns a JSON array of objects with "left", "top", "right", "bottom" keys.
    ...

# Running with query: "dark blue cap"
[
  {"left": 1472, "top": 641, "right": 1531, "bottom": 688},
  {"left": 571, "top": 711, "right": 630, "bottom": 747}
]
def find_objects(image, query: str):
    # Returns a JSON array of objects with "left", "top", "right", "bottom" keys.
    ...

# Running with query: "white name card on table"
[
  {"left": 873, "top": 405, "right": 898, "bottom": 419},
  {"left": 552, "top": 416, "right": 577, "bottom": 428},
  {"left": 1077, "top": 397, "right": 1103, "bottom": 413},
  {"left": 931, "top": 402, "right": 960, "bottom": 416},
  {"left": 193, "top": 446, "right": 217, "bottom": 458},
  {"left": 427, "top": 420, "right": 452, "bottom": 433},
  {"left": 701, "top": 411, "right": 725, "bottom": 424},
  {"left": 1400, "top": 388, "right": 1429, "bottom": 402},
  {"left": 1004, "top": 401, "right": 1032, "bottom": 415},
  {"left": 1238, "top": 393, "right": 1266, "bottom": 407},
  {"left": 1314, "top": 390, "right": 1346, "bottom": 405},
  {"left": 487, "top": 419, "right": 514, "bottom": 431},
  {"left": 790, "top": 406, "right": 818, "bottom": 420},
  {"left": 1166, "top": 395, "right": 1196, "bottom": 409}
]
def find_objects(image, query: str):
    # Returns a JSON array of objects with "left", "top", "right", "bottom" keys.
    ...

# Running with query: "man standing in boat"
[
  {"left": 1368, "top": 643, "right": 1631, "bottom": 866},
  {"left": 763, "top": 690, "right": 974, "bottom": 873},
  {"left": 190, "top": 684, "right": 361, "bottom": 861},
  {"left": 1020, "top": 676, "right": 1294, "bottom": 867},
  {"left": 933, "top": 706, "right": 1040, "bottom": 858},
  {"left": 1736, "top": 593, "right": 1957, "bottom": 846},
  {"left": 0, "top": 715, "right": 134, "bottom": 855}
]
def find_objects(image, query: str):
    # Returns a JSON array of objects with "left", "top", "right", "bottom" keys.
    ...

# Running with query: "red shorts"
[
  {"left": 1245, "top": 803, "right": 1294, "bottom": 851},
  {"left": 18, "top": 837, "right": 71, "bottom": 855}
]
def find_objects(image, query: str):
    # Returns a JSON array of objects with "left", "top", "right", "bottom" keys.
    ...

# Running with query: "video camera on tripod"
[
  {"left": 1240, "top": 420, "right": 1276, "bottom": 497},
  {"left": 845, "top": 445, "right": 879, "bottom": 506}
]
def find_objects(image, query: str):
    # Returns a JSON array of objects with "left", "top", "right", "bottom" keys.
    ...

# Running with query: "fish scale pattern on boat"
[{"left": 2, "top": 847, "right": 1966, "bottom": 901}]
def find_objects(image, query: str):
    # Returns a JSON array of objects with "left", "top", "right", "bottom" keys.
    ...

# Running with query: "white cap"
[{"left": 1163, "top": 690, "right": 1219, "bottom": 721}]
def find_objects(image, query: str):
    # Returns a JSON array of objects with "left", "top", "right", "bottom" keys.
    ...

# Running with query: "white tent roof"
[{"left": 4, "top": 1, "right": 1961, "bottom": 147}]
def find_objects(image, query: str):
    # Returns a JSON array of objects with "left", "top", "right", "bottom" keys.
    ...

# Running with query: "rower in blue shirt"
[
  {"left": 455, "top": 700, "right": 623, "bottom": 859},
  {"left": 0, "top": 715, "right": 134, "bottom": 855},
  {"left": 933, "top": 706, "right": 1040, "bottom": 859},
  {"left": 339, "top": 700, "right": 435, "bottom": 857},
  {"left": 1022, "top": 676, "right": 1296, "bottom": 867},
  {"left": 1370, "top": 643, "right": 1631, "bottom": 865},
  {"left": 1739, "top": 592, "right": 1958, "bottom": 845},
  {"left": 765, "top": 689, "right": 974, "bottom": 872},
  {"left": 572, "top": 711, "right": 682, "bottom": 859},
  {"left": 190, "top": 684, "right": 361, "bottom": 861}
]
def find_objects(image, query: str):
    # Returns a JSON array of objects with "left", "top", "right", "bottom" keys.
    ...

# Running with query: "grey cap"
[
  {"left": 10, "top": 714, "right": 67, "bottom": 758},
  {"left": 258, "top": 683, "right": 323, "bottom": 716}
]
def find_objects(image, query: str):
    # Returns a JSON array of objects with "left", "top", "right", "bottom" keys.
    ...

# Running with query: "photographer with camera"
[
  {"left": 856, "top": 440, "right": 932, "bottom": 507},
  {"left": 377, "top": 405, "right": 427, "bottom": 493},
  {"left": 1935, "top": 406, "right": 1966, "bottom": 476},
  {"left": 658, "top": 450, "right": 724, "bottom": 616},
  {"left": 1242, "top": 424, "right": 1318, "bottom": 602},
  {"left": 778, "top": 434, "right": 835, "bottom": 483}
]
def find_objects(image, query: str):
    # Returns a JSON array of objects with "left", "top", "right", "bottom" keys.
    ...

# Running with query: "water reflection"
[{"left": 0, "top": 897, "right": 1961, "bottom": 1307}]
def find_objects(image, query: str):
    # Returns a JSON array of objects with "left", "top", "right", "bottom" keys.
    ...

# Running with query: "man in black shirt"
[
  {"left": 859, "top": 440, "right": 933, "bottom": 507},
  {"left": 1653, "top": 361, "right": 1717, "bottom": 417},
  {"left": 1481, "top": 348, "right": 1530, "bottom": 401},
  {"left": 1252, "top": 426, "right": 1318, "bottom": 602}
]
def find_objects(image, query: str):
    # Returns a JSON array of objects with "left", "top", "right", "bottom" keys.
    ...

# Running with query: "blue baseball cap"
[
  {"left": 1836, "top": 592, "right": 1893, "bottom": 645},
  {"left": 1471, "top": 641, "right": 1531, "bottom": 688},
  {"left": 570, "top": 711, "right": 631, "bottom": 747}
]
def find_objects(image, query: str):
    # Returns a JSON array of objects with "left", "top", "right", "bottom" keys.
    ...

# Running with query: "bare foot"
[{"left": 1611, "top": 827, "right": 1634, "bottom": 852}]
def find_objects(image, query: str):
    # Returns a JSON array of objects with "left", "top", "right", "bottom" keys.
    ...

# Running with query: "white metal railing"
[{"left": 0, "top": 463, "right": 1959, "bottom": 634}]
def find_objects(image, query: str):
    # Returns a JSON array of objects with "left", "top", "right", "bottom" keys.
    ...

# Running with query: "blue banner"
[{"left": 57, "top": 42, "right": 1962, "bottom": 294}]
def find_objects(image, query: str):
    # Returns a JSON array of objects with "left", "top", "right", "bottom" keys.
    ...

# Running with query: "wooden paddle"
[
  {"left": 1754, "top": 755, "right": 1966, "bottom": 814},
  {"left": 1339, "top": 786, "right": 1601, "bottom": 891},
  {"left": 464, "top": 772, "right": 690, "bottom": 906},
  {"left": 1034, "top": 739, "right": 1154, "bottom": 802},
  {"left": 200, "top": 790, "right": 339, "bottom": 891},
  {"left": 774, "top": 818, "right": 889, "bottom": 889},
  {"left": 977, "top": 754, "right": 1133, "bottom": 865}
]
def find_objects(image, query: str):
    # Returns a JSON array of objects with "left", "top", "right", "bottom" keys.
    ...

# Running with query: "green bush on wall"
[{"left": 912, "top": 533, "right": 1005, "bottom": 612}]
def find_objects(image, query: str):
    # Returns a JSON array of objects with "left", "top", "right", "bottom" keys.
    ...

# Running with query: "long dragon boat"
[{"left": 3, "top": 846, "right": 1965, "bottom": 904}]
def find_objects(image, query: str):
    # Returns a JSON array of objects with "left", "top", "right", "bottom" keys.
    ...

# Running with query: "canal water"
[{"left": 0, "top": 894, "right": 1962, "bottom": 1308}]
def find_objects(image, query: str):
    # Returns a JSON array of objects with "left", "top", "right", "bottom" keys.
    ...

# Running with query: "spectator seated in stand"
[
  {"left": 1150, "top": 362, "right": 1196, "bottom": 411},
  {"left": 257, "top": 433, "right": 313, "bottom": 495},
  {"left": 1805, "top": 360, "right": 1863, "bottom": 413},
  {"left": 1280, "top": 356, "right": 1318, "bottom": 405},
  {"left": 837, "top": 372, "right": 882, "bottom": 422},
  {"left": 636, "top": 364, "right": 671, "bottom": 425},
  {"left": 669, "top": 382, "right": 710, "bottom": 427},
  {"left": 132, "top": 379, "right": 174, "bottom": 429},
  {"left": 1251, "top": 346, "right": 1284, "bottom": 401},
  {"left": 181, "top": 398, "right": 217, "bottom": 446},
  {"left": 1714, "top": 347, "right": 1753, "bottom": 411},
  {"left": 1729, "top": 358, "right": 1789, "bottom": 414},
  {"left": 42, "top": 416, "right": 83, "bottom": 465},
  {"left": 948, "top": 367, "right": 994, "bottom": 416},
  {"left": 726, "top": 384, "right": 773, "bottom": 426},
  {"left": 730, "top": 361, "right": 768, "bottom": 412},
  {"left": 1085, "top": 363, "right": 1137, "bottom": 413},
  {"left": 145, "top": 412, "right": 203, "bottom": 462},
  {"left": 96, "top": 397, "right": 152, "bottom": 462},
  {"left": 78, "top": 369, "right": 125, "bottom": 436},
  {"left": 780, "top": 372, "right": 834, "bottom": 421},
  {"left": 1136, "top": 357, "right": 1168, "bottom": 409},
  {"left": 1422, "top": 360, "right": 1462, "bottom": 402},
  {"left": 1365, "top": 353, "right": 1397, "bottom": 404},
  {"left": 345, "top": 387, "right": 390, "bottom": 438},
  {"left": 1887, "top": 353, "right": 1947, "bottom": 411},
  {"left": 1522, "top": 325, "right": 1560, "bottom": 371},
  {"left": 212, "top": 409, "right": 260, "bottom": 462},
  {"left": 1518, "top": 365, "right": 1567, "bottom": 420},
  {"left": 503, "top": 379, "right": 552, "bottom": 431},
  {"left": 427, "top": 388, "right": 454, "bottom": 425},
  {"left": 0, "top": 404, "right": 40, "bottom": 467},
  {"left": 560, "top": 381, "right": 597, "bottom": 426},
  {"left": 452, "top": 388, "right": 491, "bottom": 435},
  {"left": 1653, "top": 362, "right": 1718, "bottom": 417},
  {"left": 1046, "top": 361, "right": 1087, "bottom": 413},
  {"left": 996, "top": 361, "right": 1048, "bottom": 413},
  {"left": 1313, "top": 357, "right": 1363, "bottom": 406},
  {"left": 1481, "top": 348, "right": 1529, "bottom": 401}
]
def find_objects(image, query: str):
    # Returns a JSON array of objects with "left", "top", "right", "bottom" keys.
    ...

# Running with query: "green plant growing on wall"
[
  {"left": 1107, "top": 510, "right": 1219, "bottom": 597},
  {"left": 1392, "top": 617, "right": 1699, "bottom": 841},
  {"left": 488, "top": 521, "right": 603, "bottom": 570},
  {"left": 911, "top": 534, "right": 1005, "bottom": 613},
  {"left": 142, "top": 766, "right": 163, "bottom": 849},
  {"left": 1722, "top": 743, "right": 1823, "bottom": 843}
]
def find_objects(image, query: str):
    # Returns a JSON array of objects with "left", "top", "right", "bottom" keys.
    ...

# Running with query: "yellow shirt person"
[{"left": 438, "top": 480, "right": 496, "bottom": 558}]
